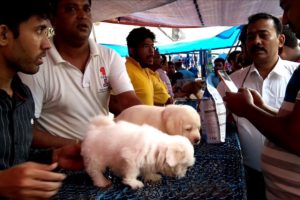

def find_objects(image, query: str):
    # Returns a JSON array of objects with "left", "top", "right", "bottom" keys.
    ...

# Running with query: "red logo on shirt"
[{"left": 100, "top": 67, "right": 106, "bottom": 76}]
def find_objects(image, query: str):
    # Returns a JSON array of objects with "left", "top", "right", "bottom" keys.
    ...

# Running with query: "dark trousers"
[{"left": 244, "top": 165, "right": 266, "bottom": 200}]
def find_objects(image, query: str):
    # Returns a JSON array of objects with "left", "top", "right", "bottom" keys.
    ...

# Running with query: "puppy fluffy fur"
[
  {"left": 115, "top": 104, "right": 201, "bottom": 144},
  {"left": 81, "top": 116, "right": 195, "bottom": 189}
]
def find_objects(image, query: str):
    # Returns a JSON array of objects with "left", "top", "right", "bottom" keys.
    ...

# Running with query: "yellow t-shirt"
[
  {"left": 148, "top": 69, "right": 170, "bottom": 105},
  {"left": 126, "top": 57, "right": 154, "bottom": 105},
  {"left": 125, "top": 57, "right": 170, "bottom": 105}
]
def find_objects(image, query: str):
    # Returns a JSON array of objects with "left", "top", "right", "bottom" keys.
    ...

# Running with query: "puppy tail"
[{"left": 90, "top": 115, "right": 115, "bottom": 128}]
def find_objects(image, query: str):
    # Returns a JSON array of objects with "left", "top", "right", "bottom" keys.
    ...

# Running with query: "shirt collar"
[
  {"left": 48, "top": 38, "right": 99, "bottom": 65},
  {"left": 126, "top": 57, "right": 143, "bottom": 69},
  {"left": 249, "top": 56, "right": 283, "bottom": 77},
  {"left": 12, "top": 75, "right": 30, "bottom": 103}
]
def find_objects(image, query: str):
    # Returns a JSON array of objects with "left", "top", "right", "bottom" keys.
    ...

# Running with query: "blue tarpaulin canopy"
[{"left": 101, "top": 25, "right": 242, "bottom": 57}]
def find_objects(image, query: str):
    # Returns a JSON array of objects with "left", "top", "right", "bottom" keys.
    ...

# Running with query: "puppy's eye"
[{"left": 186, "top": 128, "right": 192, "bottom": 132}]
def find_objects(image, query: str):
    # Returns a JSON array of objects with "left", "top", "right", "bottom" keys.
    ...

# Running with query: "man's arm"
[
  {"left": 32, "top": 126, "right": 78, "bottom": 149},
  {"left": 224, "top": 88, "right": 300, "bottom": 155},
  {"left": 109, "top": 91, "right": 142, "bottom": 116}
]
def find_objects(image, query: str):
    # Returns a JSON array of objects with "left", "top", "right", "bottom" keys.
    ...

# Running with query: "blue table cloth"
[{"left": 51, "top": 123, "right": 246, "bottom": 200}]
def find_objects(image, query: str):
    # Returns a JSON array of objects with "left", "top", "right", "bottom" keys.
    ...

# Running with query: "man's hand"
[
  {"left": 248, "top": 88, "right": 265, "bottom": 108},
  {"left": 53, "top": 143, "right": 84, "bottom": 170},
  {"left": 0, "top": 162, "right": 65, "bottom": 200},
  {"left": 223, "top": 88, "right": 254, "bottom": 117}
]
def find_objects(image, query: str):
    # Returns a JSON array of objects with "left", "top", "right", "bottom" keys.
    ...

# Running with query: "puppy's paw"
[
  {"left": 94, "top": 178, "right": 112, "bottom": 188},
  {"left": 144, "top": 173, "right": 162, "bottom": 183},
  {"left": 123, "top": 178, "right": 144, "bottom": 189}
]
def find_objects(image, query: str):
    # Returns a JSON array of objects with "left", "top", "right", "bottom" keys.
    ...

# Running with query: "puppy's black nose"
[{"left": 194, "top": 138, "right": 200, "bottom": 144}]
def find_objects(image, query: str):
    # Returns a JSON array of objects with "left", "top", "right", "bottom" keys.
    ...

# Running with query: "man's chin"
[
  {"left": 140, "top": 62, "right": 153, "bottom": 68},
  {"left": 22, "top": 66, "right": 40, "bottom": 75}
]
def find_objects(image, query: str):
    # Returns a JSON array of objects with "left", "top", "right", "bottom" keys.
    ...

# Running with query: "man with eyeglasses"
[
  {"left": 0, "top": 1, "right": 84, "bottom": 199},
  {"left": 125, "top": 27, "right": 172, "bottom": 105}
]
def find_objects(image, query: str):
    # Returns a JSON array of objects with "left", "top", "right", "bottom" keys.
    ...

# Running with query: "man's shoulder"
[
  {"left": 230, "top": 66, "right": 251, "bottom": 81},
  {"left": 125, "top": 58, "right": 143, "bottom": 71},
  {"left": 179, "top": 69, "right": 195, "bottom": 78},
  {"left": 280, "top": 59, "right": 300, "bottom": 71},
  {"left": 95, "top": 43, "right": 118, "bottom": 58},
  {"left": 280, "top": 59, "right": 299, "bottom": 66},
  {"left": 14, "top": 75, "right": 33, "bottom": 98},
  {"left": 95, "top": 43, "right": 112, "bottom": 53}
]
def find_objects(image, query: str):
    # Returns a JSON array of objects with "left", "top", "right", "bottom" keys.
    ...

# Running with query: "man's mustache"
[{"left": 250, "top": 46, "right": 267, "bottom": 53}]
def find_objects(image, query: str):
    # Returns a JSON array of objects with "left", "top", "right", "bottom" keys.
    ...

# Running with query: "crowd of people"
[{"left": 0, "top": 0, "right": 299, "bottom": 199}]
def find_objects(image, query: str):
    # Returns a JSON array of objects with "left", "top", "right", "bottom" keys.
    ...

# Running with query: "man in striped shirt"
[
  {"left": 224, "top": 1, "right": 300, "bottom": 199},
  {"left": 0, "top": 1, "right": 83, "bottom": 199}
]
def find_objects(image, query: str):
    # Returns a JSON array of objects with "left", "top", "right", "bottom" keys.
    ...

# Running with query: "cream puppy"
[
  {"left": 115, "top": 104, "right": 201, "bottom": 144},
  {"left": 81, "top": 116, "right": 195, "bottom": 189}
]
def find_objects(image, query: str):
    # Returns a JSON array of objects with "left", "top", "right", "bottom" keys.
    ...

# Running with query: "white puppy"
[
  {"left": 81, "top": 116, "right": 195, "bottom": 189},
  {"left": 115, "top": 104, "right": 201, "bottom": 144}
]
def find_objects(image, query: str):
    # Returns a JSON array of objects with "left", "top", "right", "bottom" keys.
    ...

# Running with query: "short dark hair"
[
  {"left": 227, "top": 50, "right": 241, "bottom": 62},
  {"left": 50, "top": 0, "right": 92, "bottom": 16},
  {"left": 239, "top": 24, "right": 248, "bottom": 45},
  {"left": 248, "top": 13, "right": 283, "bottom": 35},
  {"left": 282, "top": 25, "right": 298, "bottom": 48},
  {"left": 126, "top": 27, "right": 155, "bottom": 48},
  {"left": 214, "top": 58, "right": 225, "bottom": 65},
  {"left": 161, "top": 54, "right": 167, "bottom": 65},
  {"left": 0, "top": 0, "right": 51, "bottom": 38}
]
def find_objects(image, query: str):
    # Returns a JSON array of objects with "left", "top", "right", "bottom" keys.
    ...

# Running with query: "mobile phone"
[{"left": 217, "top": 70, "right": 238, "bottom": 93}]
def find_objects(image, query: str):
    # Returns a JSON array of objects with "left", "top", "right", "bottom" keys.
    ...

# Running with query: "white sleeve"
[
  {"left": 108, "top": 50, "right": 134, "bottom": 95},
  {"left": 217, "top": 80, "right": 227, "bottom": 97},
  {"left": 18, "top": 72, "right": 44, "bottom": 118}
]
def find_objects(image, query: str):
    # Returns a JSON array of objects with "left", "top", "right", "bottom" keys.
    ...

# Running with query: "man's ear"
[
  {"left": 278, "top": 33, "right": 285, "bottom": 48},
  {"left": 128, "top": 47, "right": 135, "bottom": 57},
  {"left": 0, "top": 25, "right": 9, "bottom": 46}
]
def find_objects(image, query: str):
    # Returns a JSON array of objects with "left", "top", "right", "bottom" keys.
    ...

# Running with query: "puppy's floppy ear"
[
  {"left": 156, "top": 145, "right": 167, "bottom": 168},
  {"left": 166, "top": 145, "right": 185, "bottom": 167},
  {"left": 162, "top": 105, "right": 182, "bottom": 135}
]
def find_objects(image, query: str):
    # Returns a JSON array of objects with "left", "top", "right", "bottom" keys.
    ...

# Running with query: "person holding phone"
[
  {"left": 223, "top": 1, "right": 300, "bottom": 198},
  {"left": 218, "top": 13, "right": 299, "bottom": 200}
]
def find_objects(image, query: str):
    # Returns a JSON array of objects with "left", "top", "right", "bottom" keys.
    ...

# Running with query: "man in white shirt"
[
  {"left": 20, "top": 0, "right": 141, "bottom": 148},
  {"left": 217, "top": 13, "right": 299, "bottom": 200},
  {"left": 223, "top": 1, "right": 300, "bottom": 199}
]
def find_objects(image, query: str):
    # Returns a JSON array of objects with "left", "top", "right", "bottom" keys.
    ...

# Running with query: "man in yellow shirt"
[{"left": 126, "top": 27, "right": 172, "bottom": 105}]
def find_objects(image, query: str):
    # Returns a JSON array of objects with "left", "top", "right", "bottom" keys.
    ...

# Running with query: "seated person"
[
  {"left": 150, "top": 50, "right": 174, "bottom": 99},
  {"left": 174, "top": 56, "right": 196, "bottom": 79},
  {"left": 167, "top": 61, "right": 176, "bottom": 83},
  {"left": 20, "top": 0, "right": 141, "bottom": 148},
  {"left": 0, "top": 1, "right": 83, "bottom": 199},
  {"left": 126, "top": 27, "right": 172, "bottom": 105}
]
